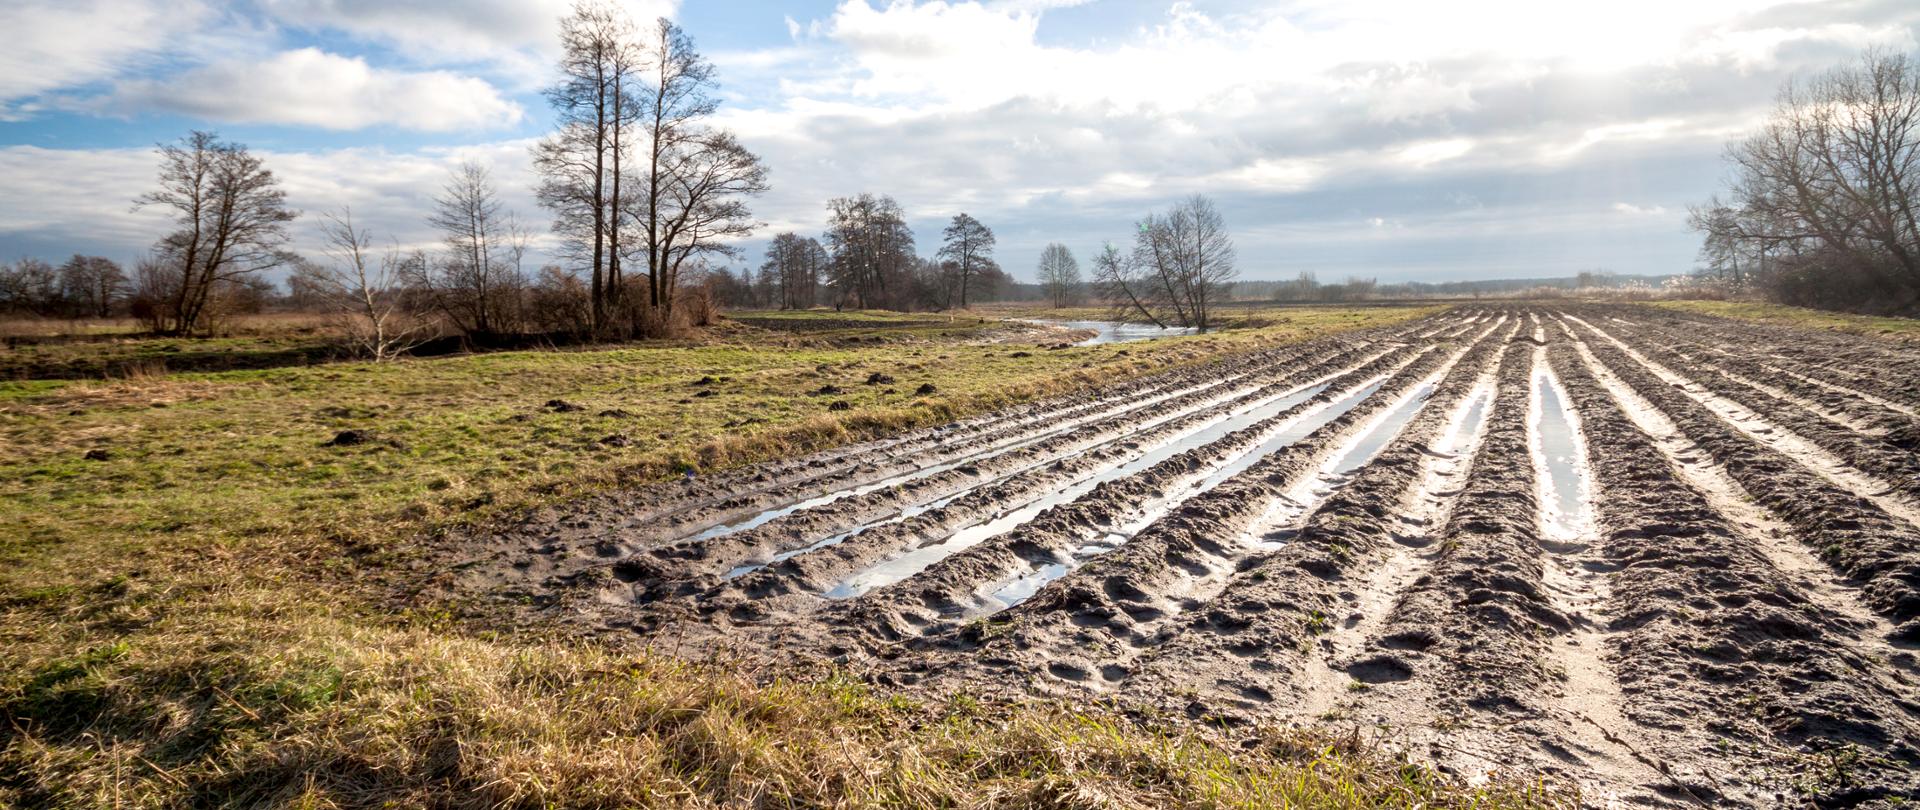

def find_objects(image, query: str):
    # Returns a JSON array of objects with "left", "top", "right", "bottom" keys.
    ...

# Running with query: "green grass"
[
  {"left": 0, "top": 332, "right": 345, "bottom": 380},
  {"left": 1650, "top": 300, "right": 1920, "bottom": 341},
  {"left": 0, "top": 304, "right": 1578, "bottom": 810}
]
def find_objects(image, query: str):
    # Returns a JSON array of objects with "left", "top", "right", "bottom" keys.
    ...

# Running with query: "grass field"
[
  {"left": 0, "top": 304, "right": 1587, "bottom": 808},
  {"left": 1651, "top": 300, "right": 1920, "bottom": 340}
]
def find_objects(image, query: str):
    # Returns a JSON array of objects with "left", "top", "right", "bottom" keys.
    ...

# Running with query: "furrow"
[
  {"left": 495, "top": 315, "right": 1441, "bottom": 558},
  {"left": 925, "top": 323, "right": 1478, "bottom": 692},
  {"left": 1560, "top": 316, "right": 1920, "bottom": 636},
  {"left": 1547, "top": 335, "right": 1920, "bottom": 806},
  {"left": 1595, "top": 320, "right": 1920, "bottom": 499},
  {"left": 719, "top": 342, "right": 1442, "bottom": 610},
  {"left": 838, "top": 318, "right": 1513, "bottom": 636},
  {"left": 1626, "top": 308, "right": 1920, "bottom": 409},
  {"left": 1557, "top": 321, "right": 1919, "bottom": 674},
  {"left": 1347, "top": 340, "right": 1579, "bottom": 783},
  {"left": 656, "top": 342, "right": 1433, "bottom": 605},
  {"left": 1107, "top": 319, "right": 1513, "bottom": 721},
  {"left": 510, "top": 334, "right": 1424, "bottom": 597},
  {"left": 1566, "top": 315, "right": 1920, "bottom": 529}
]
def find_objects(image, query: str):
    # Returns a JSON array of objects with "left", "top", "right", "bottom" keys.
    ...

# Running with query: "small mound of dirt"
[
  {"left": 815, "top": 385, "right": 844, "bottom": 396},
  {"left": 544, "top": 399, "right": 584, "bottom": 413},
  {"left": 694, "top": 390, "right": 717, "bottom": 398},
  {"left": 598, "top": 409, "right": 634, "bottom": 418},
  {"left": 828, "top": 400, "right": 852, "bottom": 411},
  {"left": 597, "top": 434, "right": 632, "bottom": 447},
  {"left": 693, "top": 376, "right": 717, "bottom": 386},
  {"left": 915, "top": 383, "right": 938, "bottom": 396},
  {"left": 1009, "top": 351, "right": 1032, "bottom": 358},
  {"left": 324, "top": 429, "right": 375, "bottom": 447},
  {"left": 866, "top": 372, "right": 895, "bottom": 385},
  {"left": 83, "top": 448, "right": 111, "bottom": 462}
]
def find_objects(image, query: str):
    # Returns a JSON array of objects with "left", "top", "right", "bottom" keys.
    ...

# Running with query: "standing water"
[
  {"left": 1531, "top": 367, "right": 1593, "bottom": 540},
  {"left": 1030, "top": 319, "right": 1199, "bottom": 345}
]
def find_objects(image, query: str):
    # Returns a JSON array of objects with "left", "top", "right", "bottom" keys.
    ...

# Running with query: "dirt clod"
[
  {"left": 544, "top": 399, "right": 584, "bottom": 413},
  {"left": 324, "top": 429, "right": 375, "bottom": 447},
  {"left": 915, "top": 383, "right": 938, "bottom": 395}
]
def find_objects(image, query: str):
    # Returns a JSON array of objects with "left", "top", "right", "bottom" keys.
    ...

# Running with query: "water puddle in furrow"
[
  {"left": 827, "top": 375, "right": 1392, "bottom": 600},
  {"left": 722, "top": 378, "right": 1338, "bottom": 584},
  {"left": 1531, "top": 366, "right": 1593, "bottom": 542},
  {"left": 977, "top": 374, "right": 1449, "bottom": 612},
  {"left": 691, "top": 369, "right": 1272, "bottom": 544},
  {"left": 1235, "top": 376, "right": 1442, "bottom": 551}
]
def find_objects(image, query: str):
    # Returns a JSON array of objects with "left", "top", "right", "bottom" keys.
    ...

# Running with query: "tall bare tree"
[
  {"left": 1036, "top": 242, "right": 1081, "bottom": 307},
  {"left": 408, "top": 162, "right": 528, "bottom": 337},
  {"left": 294, "top": 208, "right": 425, "bottom": 361},
  {"left": 936, "top": 213, "right": 996, "bottom": 308},
  {"left": 134, "top": 131, "right": 295, "bottom": 335},
  {"left": 1695, "top": 49, "right": 1920, "bottom": 310},
  {"left": 629, "top": 18, "right": 768, "bottom": 323},
  {"left": 534, "top": 0, "right": 641, "bottom": 334}
]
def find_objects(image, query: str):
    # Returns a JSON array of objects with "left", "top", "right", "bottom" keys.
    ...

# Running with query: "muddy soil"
[{"left": 430, "top": 305, "right": 1920, "bottom": 807}]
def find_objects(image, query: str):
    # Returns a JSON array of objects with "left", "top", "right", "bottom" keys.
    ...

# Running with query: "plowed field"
[{"left": 451, "top": 306, "right": 1920, "bottom": 806}]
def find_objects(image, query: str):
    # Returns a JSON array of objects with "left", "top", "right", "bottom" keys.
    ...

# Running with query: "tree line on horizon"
[{"left": 707, "top": 200, "right": 1023, "bottom": 312}]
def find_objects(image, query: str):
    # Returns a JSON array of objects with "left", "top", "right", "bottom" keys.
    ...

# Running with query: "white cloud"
[
  {"left": 256, "top": 0, "right": 680, "bottom": 82},
  {"left": 0, "top": 0, "right": 210, "bottom": 112},
  {"left": 1397, "top": 139, "right": 1475, "bottom": 168},
  {"left": 0, "top": 141, "right": 550, "bottom": 268},
  {"left": 107, "top": 48, "right": 524, "bottom": 131},
  {"left": 1612, "top": 202, "right": 1671, "bottom": 216}
]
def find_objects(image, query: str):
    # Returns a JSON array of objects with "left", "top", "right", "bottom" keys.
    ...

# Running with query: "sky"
[{"left": 2, "top": 0, "right": 1917, "bottom": 285}]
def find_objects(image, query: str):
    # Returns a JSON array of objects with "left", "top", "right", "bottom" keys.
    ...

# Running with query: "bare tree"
[
  {"left": 0, "top": 258, "right": 60, "bottom": 317},
  {"left": 1090, "top": 242, "right": 1165, "bottom": 328},
  {"left": 629, "top": 19, "right": 768, "bottom": 325},
  {"left": 295, "top": 208, "right": 426, "bottom": 360},
  {"left": 1696, "top": 49, "right": 1920, "bottom": 310},
  {"left": 1101, "top": 195, "right": 1236, "bottom": 329},
  {"left": 824, "top": 193, "right": 915, "bottom": 310},
  {"left": 760, "top": 232, "right": 825, "bottom": 309},
  {"left": 134, "top": 131, "right": 296, "bottom": 335},
  {"left": 408, "top": 162, "right": 529, "bottom": 337},
  {"left": 57, "top": 256, "right": 126, "bottom": 317},
  {"left": 936, "top": 213, "right": 997, "bottom": 308},
  {"left": 1036, "top": 242, "right": 1081, "bottom": 307},
  {"left": 534, "top": 0, "right": 642, "bottom": 334}
]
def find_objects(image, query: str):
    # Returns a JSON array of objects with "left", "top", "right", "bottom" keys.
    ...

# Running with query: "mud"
[{"left": 430, "top": 304, "right": 1920, "bottom": 807}]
